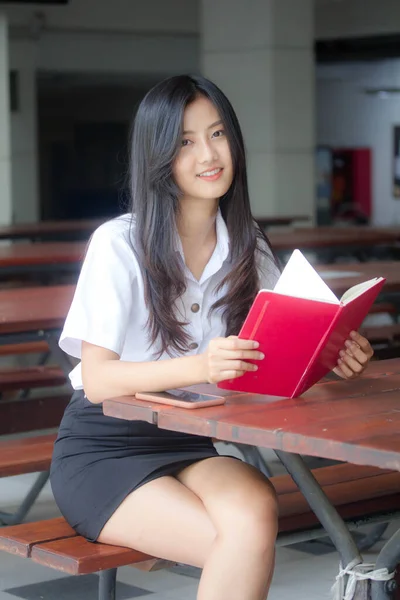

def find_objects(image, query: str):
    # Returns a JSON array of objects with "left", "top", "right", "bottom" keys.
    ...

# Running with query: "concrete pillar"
[{"left": 201, "top": 0, "right": 315, "bottom": 221}]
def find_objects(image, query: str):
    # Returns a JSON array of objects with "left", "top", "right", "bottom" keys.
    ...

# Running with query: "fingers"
[
  {"left": 219, "top": 349, "right": 265, "bottom": 361},
  {"left": 206, "top": 336, "right": 263, "bottom": 383},
  {"left": 219, "top": 358, "right": 259, "bottom": 376},
  {"left": 209, "top": 360, "right": 257, "bottom": 383},
  {"left": 349, "top": 331, "right": 374, "bottom": 357},
  {"left": 337, "top": 355, "right": 360, "bottom": 378},
  {"left": 335, "top": 331, "right": 374, "bottom": 379},
  {"left": 333, "top": 365, "right": 350, "bottom": 379},
  {"left": 215, "top": 339, "right": 264, "bottom": 374},
  {"left": 343, "top": 341, "right": 370, "bottom": 366},
  {"left": 219, "top": 369, "right": 246, "bottom": 380},
  {"left": 220, "top": 336, "right": 259, "bottom": 351}
]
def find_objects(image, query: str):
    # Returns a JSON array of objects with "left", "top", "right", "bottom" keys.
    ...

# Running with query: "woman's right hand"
[{"left": 200, "top": 335, "right": 264, "bottom": 384}]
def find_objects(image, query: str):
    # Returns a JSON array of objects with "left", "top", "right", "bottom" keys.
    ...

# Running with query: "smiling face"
[{"left": 173, "top": 95, "right": 234, "bottom": 206}]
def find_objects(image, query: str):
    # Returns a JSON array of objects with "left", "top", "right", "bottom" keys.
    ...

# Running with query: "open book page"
[
  {"left": 340, "top": 277, "right": 383, "bottom": 304},
  {"left": 272, "top": 249, "right": 339, "bottom": 303}
]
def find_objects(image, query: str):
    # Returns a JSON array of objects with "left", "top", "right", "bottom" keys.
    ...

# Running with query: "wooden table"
[
  {"left": 317, "top": 261, "right": 400, "bottom": 297},
  {"left": 255, "top": 215, "right": 310, "bottom": 229},
  {"left": 0, "top": 284, "right": 75, "bottom": 379},
  {"left": 0, "top": 242, "right": 86, "bottom": 280},
  {"left": 0, "top": 284, "right": 75, "bottom": 431},
  {"left": 103, "top": 360, "right": 400, "bottom": 600},
  {"left": 0, "top": 218, "right": 106, "bottom": 242},
  {"left": 0, "top": 285, "right": 74, "bottom": 337},
  {"left": 269, "top": 226, "right": 400, "bottom": 264},
  {"left": 269, "top": 226, "right": 400, "bottom": 252}
]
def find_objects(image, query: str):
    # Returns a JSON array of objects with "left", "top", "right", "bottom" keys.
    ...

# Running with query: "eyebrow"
[{"left": 182, "top": 120, "right": 223, "bottom": 135}]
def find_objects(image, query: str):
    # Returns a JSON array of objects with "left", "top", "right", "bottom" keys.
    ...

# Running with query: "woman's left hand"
[{"left": 333, "top": 330, "right": 374, "bottom": 380}]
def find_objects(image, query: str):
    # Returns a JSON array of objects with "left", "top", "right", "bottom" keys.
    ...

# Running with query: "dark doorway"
[
  {"left": 37, "top": 72, "right": 159, "bottom": 220},
  {"left": 49, "top": 121, "right": 129, "bottom": 220}
]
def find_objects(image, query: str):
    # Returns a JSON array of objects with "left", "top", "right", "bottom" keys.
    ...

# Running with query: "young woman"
[{"left": 50, "top": 75, "right": 373, "bottom": 600}]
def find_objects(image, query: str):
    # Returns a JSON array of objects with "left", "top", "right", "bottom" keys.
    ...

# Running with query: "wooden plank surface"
[
  {"left": 0, "top": 366, "right": 66, "bottom": 390},
  {"left": 31, "top": 536, "right": 154, "bottom": 575},
  {"left": 279, "top": 493, "right": 400, "bottom": 534},
  {"left": 0, "top": 341, "right": 49, "bottom": 355},
  {"left": 103, "top": 359, "right": 400, "bottom": 471},
  {"left": 317, "top": 261, "right": 400, "bottom": 296},
  {"left": 255, "top": 216, "right": 310, "bottom": 228},
  {"left": 0, "top": 517, "right": 75, "bottom": 557},
  {"left": 0, "top": 219, "right": 105, "bottom": 242},
  {"left": 269, "top": 226, "right": 400, "bottom": 251},
  {"left": 0, "top": 433, "right": 56, "bottom": 477},
  {"left": 276, "top": 470, "right": 400, "bottom": 518},
  {"left": 0, "top": 285, "right": 74, "bottom": 335},
  {"left": 0, "top": 242, "right": 86, "bottom": 269},
  {"left": 0, "top": 394, "right": 69, "bottom": 435}
]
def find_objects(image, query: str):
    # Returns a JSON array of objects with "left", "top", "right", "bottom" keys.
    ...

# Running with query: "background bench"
[{"left": 0, "top": 434, "right": 56, "bottom": 525}]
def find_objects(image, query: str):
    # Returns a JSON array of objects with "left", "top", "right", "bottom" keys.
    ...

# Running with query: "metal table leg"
[
  {"left": 274, "top": 450, "right": 367, "bottom": 596},
  {"left": 238, "top": 444, "right": 273, "bottom": 478},
  {"left": 0, "top": 471, "right": 49, "bottom": 526},
  {"left": 371, "top": 528, "right": 400, "bottom": 600}
]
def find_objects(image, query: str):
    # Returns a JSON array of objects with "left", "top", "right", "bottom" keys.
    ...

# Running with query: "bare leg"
[
  {"left": 98, "top": 457, "right": 277, "bottom": 600},
  {"left": 98, "top": 474, "right": 216, "bottom": 568},
  {"left": 176, "top": 457, "right": 278, "bottom": 600}
]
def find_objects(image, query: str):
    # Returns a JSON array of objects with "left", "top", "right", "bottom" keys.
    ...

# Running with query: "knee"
[{"left": 220, "top": 478, "right": 279, "bottom": 550}]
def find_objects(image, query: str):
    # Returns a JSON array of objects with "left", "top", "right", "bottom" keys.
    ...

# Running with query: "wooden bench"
[
  {"left": 0, "top": 341, "right": 49, "bottom": 356},
  {"left": 0, "top": 434, "right": 57, "bottom": 526},
  {"left": 369, "top": 302, "right": 398, "bottom": 316},
  {"left": 359, "top": 324, "right": 400, "bottom": 359},
  {"left": 0, "top": 365, "right": 69, "bottom": 436},
  {"left": 360, "top": 323, "right": 400, "bottom": 343},
  {"left": 0, "top": 365, "right": 66, "bottom": 392},
  {"left": 1, "top": 462, "right": 399, "bottom": 600}
]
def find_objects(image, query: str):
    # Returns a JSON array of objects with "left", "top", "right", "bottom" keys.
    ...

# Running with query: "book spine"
[{"left": 292, "top": 304, "right": 343, "bottom": 397}]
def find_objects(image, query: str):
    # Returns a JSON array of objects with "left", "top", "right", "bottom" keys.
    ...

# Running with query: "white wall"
[
  {"left": 316, "top": 0, "right": 400, "bottom": 39},
  {"left": 317, "top": 59, "right": 400, "bottom": 225}
]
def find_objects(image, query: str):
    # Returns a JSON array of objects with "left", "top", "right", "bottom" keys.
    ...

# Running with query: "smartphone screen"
[{"left": 155, "top": 389, "right": 221, "bottom": 403}]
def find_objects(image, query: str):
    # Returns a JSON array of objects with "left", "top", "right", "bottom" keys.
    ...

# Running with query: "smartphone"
[{"left": 135, "top": 388, "right": 226, "bottom": 409}]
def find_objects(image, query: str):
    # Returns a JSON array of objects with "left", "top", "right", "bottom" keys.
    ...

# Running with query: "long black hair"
[{"left": 129, "top": 74, "right": 278, "bottom": 356}]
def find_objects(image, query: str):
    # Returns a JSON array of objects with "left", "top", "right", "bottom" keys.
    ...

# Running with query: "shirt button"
[
  {"left": 189, "top": 342, "right": 199, "bottom": 350},
  {"left": 191, "top": 303, "right": 200, "bottom": 313}
]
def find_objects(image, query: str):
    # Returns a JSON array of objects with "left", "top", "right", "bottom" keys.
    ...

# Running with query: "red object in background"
[{"left": 332, "top": 148, "right": 372, "bottom": 223}]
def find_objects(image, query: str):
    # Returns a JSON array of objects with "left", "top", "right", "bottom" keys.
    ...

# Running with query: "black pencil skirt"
[{"left": 50, "top": 390, "right": 221, "bottom": 542}]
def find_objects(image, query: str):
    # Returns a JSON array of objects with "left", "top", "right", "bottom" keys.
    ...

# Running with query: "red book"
[{"left": 218, "top": 250, "right": 385, "bottom": 398}]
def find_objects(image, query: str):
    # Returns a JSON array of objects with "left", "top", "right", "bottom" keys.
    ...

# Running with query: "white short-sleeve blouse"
[{"left": 59, "top": 210, "right": 280, "bottom": 390}]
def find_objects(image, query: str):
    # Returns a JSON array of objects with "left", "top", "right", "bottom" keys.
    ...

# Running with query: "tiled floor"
[{"left": 0, "top": 446, "right": 398, "bottom": 600}]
